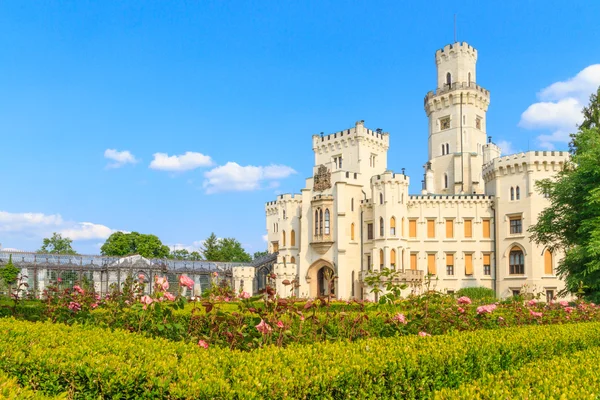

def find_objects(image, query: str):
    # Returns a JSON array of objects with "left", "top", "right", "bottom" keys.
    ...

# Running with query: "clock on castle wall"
[
  {"left": 313, "top": 165, "right": 331, "bottom": 192},
  {"left": 440, "top": 117, "right": 450, "bottom": 130}
]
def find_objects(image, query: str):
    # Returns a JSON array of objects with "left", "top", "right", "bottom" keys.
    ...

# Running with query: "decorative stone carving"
[{"left": 313, "top": 165, "right": 331, "bottom": 192}]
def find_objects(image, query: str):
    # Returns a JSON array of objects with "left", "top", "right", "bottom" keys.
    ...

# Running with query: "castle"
[{"left": 238, "top": 41, "right": 569, "bottom": 301}]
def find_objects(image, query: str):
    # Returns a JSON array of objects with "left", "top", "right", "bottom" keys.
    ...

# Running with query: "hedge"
[
  {"left": 2, "top": 320, "right": 600, "bottom": 399},
  {"left": 0, "top": 370, "right": 62, "bottom": 399},
  {"left": 434, "top": 346, "right": 600, "bottom": 399}
]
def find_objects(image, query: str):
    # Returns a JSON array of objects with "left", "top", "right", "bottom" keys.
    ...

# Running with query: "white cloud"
[
  {"left": 203, "top": 162, "right": 296, "bottom": 194},
  {"left": 104, "top": 149, "right": 138, "bottom": 168},
  {"left": 60, "top": 222, "right": 116, "bottom": 241},
  {"left": 519, "top": 64, "right": 600, "bottom": 149},
  {"left": 0, "top": 210, "right": 121, "bottom": 243},
  {"left": 149, "top": 152, "right": 213, "bottom": 172},
  {"left": 496, "top": 140, "right": 517, "bottom": 156}
]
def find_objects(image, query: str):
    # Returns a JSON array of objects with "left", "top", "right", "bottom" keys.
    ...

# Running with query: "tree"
[
  {"left": 530, "top": 86, "right": 600, "bottom": 301},
  {"left": 38, "top": 233, "right": 77, "bottom": 255},
  {"left": 253, "top": 250, "right": 269, "bottom": 260},
  {"left": 170, "top": 249, "right": 190, "bottom": 260},
  {"left": 101, "top": 232, "right": 170, "bottom": 259},
  {"left": 201, "top": 233, "right": 221, "bottom": 261},
  {"left": 0, "top": 255, "right": 20, "bottom": 287}
]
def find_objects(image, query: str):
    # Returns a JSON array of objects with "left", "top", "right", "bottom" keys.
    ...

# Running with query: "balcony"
[
  {"left": 310, "top": 233, "right": 334, "bottom": 255},
  {"left": 360, "top": 269, "right": 424, "bottom": 283}
]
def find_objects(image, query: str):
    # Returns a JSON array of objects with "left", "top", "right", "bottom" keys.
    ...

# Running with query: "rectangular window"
[
  {"left": 512, "top": 290, "right": 520, "bottom": 297},
  {"left": 427, "top": 253, "right": 436, "bottom": 275},
  {"left": 510, "top": 217, "right": 523, "bottom": 234},
  {"left": 410, "top": 253, "right": 417, "bottom": 270},
  {"left": 483, "top": 253, "right": 491, "bottom": 275},
  {"left": 482, "top": 219, "right": 491, "bottom": 238},
  {"left": 546, "top": 290, "right": 554, "bottom": 303},
  {"left": 272, "top": 242, "right": 279, "bottom": 253},
  {"left": 367, "top": 223, "right": 373, "bottom": 240},
  {"left": 427, "top": 219, "right": 436, "bottom": 238},
  {"left": 446, "top": 253, "right": 454, "bottom": 276},
  {"left": 445, "top": 219, "right": 454, "bottom": 238},
  {"left": 464, "top": 219, "right": 473, "bottom": 238},
  {"left": 465, "top": 253, "right": 473, "bottom": 276},
  {"left": 409, "top": 219, "right": 417, "bottom": 238},
  {"left": 367, "top": 255, "right": 372, "bottom": 271}
]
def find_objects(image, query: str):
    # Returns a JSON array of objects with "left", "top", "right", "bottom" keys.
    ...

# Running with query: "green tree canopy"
[
  {"left": 101, "top": 232, "right": 170, "bottom": 259},
  {"left": 0, "top": 255, "right": 20, "bottom": 286},
  {"left": 38, "top": 233, "right": 77, "bottom": 255},
  {"left": 253, "top": 250, "right": 269, "bottom": 260},
  {"left": 530, "top": 86, "right": 600, "bottom": 301},
  {"left": 200, "top": 233, "right": 252, "bottom": 262},
  {"left": 169, "top": 249, "right": 203, "bottom": 261}
]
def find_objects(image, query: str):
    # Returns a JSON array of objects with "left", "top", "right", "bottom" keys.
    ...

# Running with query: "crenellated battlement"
[
  {"left": 482, "top": 150, "right": 570, "bottom": 182},
  {"left": 435, "top": 42, "right": 477, "bottom": 63},
  {"left": 312, "top": 120, "right": 390, "bottom": 151},
  {"left": 370, "top": 170, "right": 409, "bottom": 186}
]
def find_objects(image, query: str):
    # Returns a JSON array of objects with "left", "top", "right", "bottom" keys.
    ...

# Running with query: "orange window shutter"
[
  {"left": 427, "top": 220, "right": 435, "bottom": 238},
  {"left": 410, "top": 253, "right": 417, "bottom": 270},
  {"left": 483, "top": 253, "right": 491, "bottom": 265},
  {"left": 465, "top": 254, "right": 473, "bottom": 275},
  {"left": 390, "top": 249, "right": 396, "bottom": 265},
  {"left": 465, "top": 220, "right": 472, "bottom": 238},
  {"left": 544, "top": 250, "right": 553, "bottom": 274},
  {"left": 446, "top": 253, "right": 454, "bottom": 266},
  {"left": 483, "top": 219, "right": 491, "bottom": 238},
  {"left": 446, "top": 220, "right": 454, "bottom": 238},
  {"left": 427, "top": 254, "right": 436, "bottom": 275},
  {"left": 409, "top": 220, "right": 417, "bottom": 238}
]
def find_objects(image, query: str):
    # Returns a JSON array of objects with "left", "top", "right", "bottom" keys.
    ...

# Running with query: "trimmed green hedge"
[
  {"left": 0, "top": 370, "right": 61, "bottom": 399},
  {"left": 434, "top": 346, "right": 600, "bottom": 399},
  {"left": 2, "top": 320, "right": 600, "bottom": 399}
]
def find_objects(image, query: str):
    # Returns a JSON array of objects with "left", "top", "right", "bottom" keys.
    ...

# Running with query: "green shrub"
[
  {"left": 455, "top": 286, "right": 496, "bottom": 301},
  {"left": 434, "top": 346, "right": 600, "bottom": 399},
  {"left": 2, "top": 320, "right": 600, "bottom": 398},
  {"left": 0, "top": 370, "right": 63, "bottom": 399}
]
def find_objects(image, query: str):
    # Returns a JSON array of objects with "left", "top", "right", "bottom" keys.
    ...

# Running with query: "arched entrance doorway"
[{"left": 306, "top": 259, "right": 336, "bottom": 298}]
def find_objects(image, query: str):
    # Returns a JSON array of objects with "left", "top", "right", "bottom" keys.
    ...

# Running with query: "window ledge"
[
  {"left": 505, "top": 275, "right": 528, "bottom": 279},
  {"left": 541, "top": 275, "right": 558, "bottom": 279},
  {"left": 508, "top": 235, "right": 526, "bottom": 239},
  {"left": 424, "top": 239, "right": 438, "bottom": 242},
  {"left": 443, "top": 239, "right": 458, "bottom": 242},
  {"left": 462, "top": 238, "right": 476, "bottom": 242}
]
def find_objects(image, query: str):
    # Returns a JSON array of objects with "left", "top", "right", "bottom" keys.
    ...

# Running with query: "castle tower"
[{"left": 423, "top": 42, "right": 491, "bottom": 194}]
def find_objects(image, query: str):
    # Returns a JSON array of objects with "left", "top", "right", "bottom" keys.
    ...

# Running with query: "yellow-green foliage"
[
  {"left": 1, "top": 320, "right": 600, "bottom": 399},
  {"left": 434, "top": 347, "right": 600, "bottom": 399},
  {"left": 0, "top": 370, "right": 64, "bottom": 400}
]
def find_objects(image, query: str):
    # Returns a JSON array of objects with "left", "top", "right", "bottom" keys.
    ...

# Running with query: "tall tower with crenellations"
[{"left": 423, "top": 42, "right": 491, "bottom": 195}]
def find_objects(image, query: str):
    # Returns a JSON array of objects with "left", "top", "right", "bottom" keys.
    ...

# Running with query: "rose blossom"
[
  {"left": 476, "top": 304, "right": 497, "bottom": 314},
  {"left": 140, "top": 295, "right": 153, "bottom": 310},
  {"left": 458, "top": 307, "right": 465, "bottom": 314},
  {"left": 457, "top": 296, "right": 472, "bottom": 305},
  {"left": 529, "top": 309, "right": 543, "bottom": 318},
  {"left": 198, "top": 340, "right": 209, "bottom": 349},
  {"left": 164, "top": 292, "right": 176, "bottom": 301},
  {"left": 392, "top": 313, "right": 407, "bottom": 324},
  {"left": 418, "top": 331, "right": 430, "bottom": 337},
  {"left": 559, "top": 300, "right": 569, "bottom": 307},
  {"left": 68, "top": 302, "right": 81, "bottom": 312},
  {"left": 178, "top": 275, "right": 195, "bottom": 290},
  {"left": 239, "top": 291, "right": 251, "bottom": 300},
  {"left": 91, "top": 303, "right": 99, "bottom": 309},
  {"left": 255, "top": 319, "right": 272, "bottom": 334},
  {"left": 154, "top": 276, "right": 169, "bottom": 291},
  {"left": 528, "top": 299, "right": 537, "bottom": 306},
  {"left": 564, "top": 306, "right": 574, "bottom": 313},
  {"left": 73, "top": 285, "right": 84, "bottom": 294},
  {"left": 276, "top": 321, "right": 284, "bottom": 329}
]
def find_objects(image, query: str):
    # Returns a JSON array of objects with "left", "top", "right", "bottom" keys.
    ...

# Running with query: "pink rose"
[
  {"left": 178, "top": 275, "right": 195, "bottom": 290},
  {"left": 68, "top": 302, "right": 81, "bottom": 312},
  {"left": 529, "top": 309, "right": 543, "bottom": 318},
  {"left": 73, "top": 285, "right": 84, "bottom": 294},
  {"left": 255, "top": 319, "right": 272, "bottom": 334},
  {"left": 476, "top": 304, "right": 497, "bottom": 314},
  {"left": 57, "top": 278, "right": 62, "bottom": 283},
  {"left": 564, "top": 306, "right": 574, "bottom": 313},
  {"left": 164, "top": 292, "right": 176, "bottom": 301},
  {"left": 276, "top": 321, "right": 284, "bottom": 329},
  {"left": 418, "top": 331, "right": 430, "bottom": 337},
  {"left": 224, "top": 297, "right": 230, "bottom": 302},
  {"left": 392, "top": 313, "right": 407, "bottom": 324},
  {"left": 213, "top": 271, "right": 219, "bottom": 278},
  {"left": 299, "top": 315, "right": 305, "bottom": 321},
  {"left": 528, "top": 299, "right": 537, "bottom": 306},
  {"left": 154, "top": 276, "right": 169, "bottom": 291},
  {"left": 140, "top": 295, "right": 153, "bottom": 307},
  {"left": 457, "top": 296, "right": 472, "bottom": 305},
  {"left": 198, "top": 340, "right": 209, "bottom": 349},
  {"left": 239, "top": 291, "right": 251, "bottom": 300},
  {"left": 91, "top": 303, "right": 99, "bottom": 309},
  {"left": 559, "top": 300, "right": 569, "bottom": 307},
  {"left": 458, "top": 307, "right": 465, "bottom": 313}
]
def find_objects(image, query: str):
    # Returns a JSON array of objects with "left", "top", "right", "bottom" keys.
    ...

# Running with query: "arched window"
[
  {"left": 379, "top": 249, "right": 384, "bottom": 269},
  {"left": 544, "top": 249, "right": 553, "bottom": 275},
  {"left": 380, "top": 193, "right": 384, "bottom": 204},
  {"left": 319, "top": 209, "right": 323, "bottom": 235},
  {"left": 516, "top": 186, "right": 521, "bottom": 200},
  {"left": 351, "top": 198, "right": 354, "bottom": 212},
  {"left": 351, "top": 223, "right": 355, "bottom": 240},
  {"left": 444, "top": 174, "right": 448, "bottom": 189},
  {"left": 402, "top": 249, "right": 405, "bottom": 270},
  {"left": 446, "top": 72, "right": 452, "bottom": 86},
  {"left": 442, "top": 144, "right": 445, "bottom": 155},
  {"left": 283, "top": 210, "right": 286, "bottom": 219},
  {"left": 468, "top": 72, "right": 471, "bottom": 85},
  {"left": 290, "top": 256, "right": 296, "bottom": 264},
  {"left": 315, "top": 210, "right": 319, "bottom": 236},
  {"left": 510, "top": 187, "right": 515, "bottom": 201},
  {"left": 282, "top": 231, "right": 286, "bottom": 247},
  {"left": 390, "top": 217, "right": 396, "bottom": 236},
  {"left": 291, "top": 230, "right": 296, "bottom": 246},
  {"left": 380, "top": 217, "right": 384, "bottom": 237},
  {"left": 509, "top": 246, "right": 524, "bottom": 275},
  {"left": 446, "top": 143, "right": 450, "bottom": 154},
  {"left": 324, "top": 209, "right": 330, "bottom": 235},
  {"left": 390, "top": 249, "right": 396, "bottom": 269},
  {"left": 273, "top": 223, "right": 276, "bottom": 232}
]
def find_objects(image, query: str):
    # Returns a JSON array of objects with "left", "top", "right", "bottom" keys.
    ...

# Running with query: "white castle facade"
[{"left": 237, "top": 41, "right": 569, "bottom": 301}]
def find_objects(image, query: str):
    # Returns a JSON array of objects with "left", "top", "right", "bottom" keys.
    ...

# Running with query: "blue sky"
[{"left": 1, "top": 1, "right": 599, "bottom": 255}]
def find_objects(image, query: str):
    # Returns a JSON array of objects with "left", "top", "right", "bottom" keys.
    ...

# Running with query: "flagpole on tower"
[{"left": 454, "top": 14, "right": 457, "bottom": 43}]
